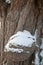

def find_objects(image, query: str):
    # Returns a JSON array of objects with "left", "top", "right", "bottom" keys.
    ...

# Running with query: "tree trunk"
[
  {"left": 0, "top": 2, "right": 10, "bottom": 63},
  {"left": 4, "top": 0, "right": 43, "bottom": 45},
  {"left": 0, "top": 0, "right": 43, "bottom": 65}
]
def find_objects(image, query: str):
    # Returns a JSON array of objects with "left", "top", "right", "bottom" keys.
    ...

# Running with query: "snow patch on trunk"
[
  {"left": 4, "top": 30, "right": 37, "bottom": 53},
  {"left": 4, "top": 48, "right": 23, "bottom": 53}
]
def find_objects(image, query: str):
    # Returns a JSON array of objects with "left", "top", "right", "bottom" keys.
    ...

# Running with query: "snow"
[
  {"left": 35, "top": 52, "right": 40, "bottom": 65},
  {"left": 8, "top": 36, "right": 35, "bottom": 47},
  {"left": 4, "top": 29, "right": 37, "bottom": 53},
  {"left": 9, "top": 30, "right": 35, "bottom": 40},
  {"left": 40, "top": 38, "right": 43, "bottom": 58},
  {"left": 40, "top": 50, "right": 43, "bottom": 58},
  {"left": 6, "top": 0, "right": 11, "bottom": 3},
  {"left": 40, "top": 38, "right": 43, "bottom": 65},
  {"left": 35, "top": 45, "right": 39, "bottom": 47},
  {"left": 40, "top": 38, "right": 43, "bottom": 49},
  {"left": 9, "top": 29, "right": 38, "bottom": 41},
  {"left": 4, "top": 48, "right": 23, "bottom": 53}
]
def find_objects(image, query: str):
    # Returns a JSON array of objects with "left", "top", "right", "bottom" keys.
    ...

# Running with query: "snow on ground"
[{"left": 4, "top": 30, "right": 37, "bottom": 53}]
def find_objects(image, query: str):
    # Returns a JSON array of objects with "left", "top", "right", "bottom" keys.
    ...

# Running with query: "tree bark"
[
  {"left": 0, "top": 0, "right": 43, "bottom": 65},
  {"left": 4, "top": 0, "right": 43, "bottom": 45}
]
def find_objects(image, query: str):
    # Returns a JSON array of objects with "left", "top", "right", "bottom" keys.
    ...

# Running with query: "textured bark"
[
  {"left": 2, "top": 46, "right": 35, "bottom": 65},
  {"left": 4, "top": 0, "right": 43, "bottom": 45},
  {"left": 0, "top": 2, "right": 10, "bottom": 63},
  {"left": 0, "top": 0, "right": 43, "bottom": 65}
]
